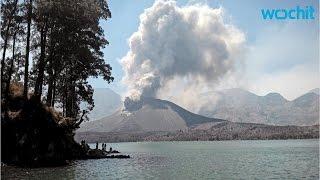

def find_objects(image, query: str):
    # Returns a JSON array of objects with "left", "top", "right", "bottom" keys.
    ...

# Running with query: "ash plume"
[{"left": 121, "top": 0, "right": 245, "bottom": 112}]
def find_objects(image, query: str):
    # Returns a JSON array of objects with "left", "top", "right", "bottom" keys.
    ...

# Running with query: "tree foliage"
[{"left": 1, "top": 0, "right": 113, "bottom": 123}]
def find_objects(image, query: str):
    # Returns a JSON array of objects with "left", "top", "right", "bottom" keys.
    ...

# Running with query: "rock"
[
  {"left": 1, "top": 88, "right": 131, "bottom": 167},
  {"left": 86, "top": 149, "right": 107, "bottom": 159},
  {"left": 106, "top": 155, "right": 130, "bottom": 159},
  {"left": 109, "top": 150, "right": 120, "bottom": 153},
  {"left": 2, "top": 94, "right": 87, "bottom": 167},
  {"left": 85, "top": 149, "right": 129, "bottom": 159}
]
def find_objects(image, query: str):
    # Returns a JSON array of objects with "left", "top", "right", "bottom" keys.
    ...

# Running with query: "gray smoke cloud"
[{"left": 121, "top": 0, "right": 245, "bottom": 111}]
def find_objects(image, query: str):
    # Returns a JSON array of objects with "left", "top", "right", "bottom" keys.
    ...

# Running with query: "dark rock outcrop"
[
  {"left": 86, "top": 149, "right": 129, "bottom": 159},
  {"left": 1, "top": 94, "right": 87, "bottom": 167},
  {"left": 1, "top": 90, "right": 129, "bottom": 167}
]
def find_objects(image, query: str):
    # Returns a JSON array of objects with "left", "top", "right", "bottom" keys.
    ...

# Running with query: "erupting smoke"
[{"left": 121, "top": 0, "right": 245, "bottom": 112}]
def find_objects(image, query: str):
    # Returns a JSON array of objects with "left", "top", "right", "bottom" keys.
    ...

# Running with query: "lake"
[{"left": 2, "top": 139, "right": 319, "bottom": 179}]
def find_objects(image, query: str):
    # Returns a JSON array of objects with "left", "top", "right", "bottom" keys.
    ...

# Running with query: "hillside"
[
  {"left": 82, "top": 88, "right": 122, "bottom": 121},
  {"left": 78, "top": 98, "right": 225, "bottom": 132},
  {"left": 309, "top": 88, "right": 319, "bottom": 95},
  {"left": 87, "top": 88, "right": 319, "bottom": 126},
  {"left": 199, "top": 88, "right": 319, "bottom": 126},
  {"left": 1, "top": 87, "right": 87, "bottom": 167},
  {"left": 76, "top": 88, "right": 319, "bottom": 143}
]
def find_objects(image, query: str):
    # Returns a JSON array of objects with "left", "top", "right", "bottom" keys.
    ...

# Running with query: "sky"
[{"left": 89, "top": 0, "right": 319, "bottom": 101}]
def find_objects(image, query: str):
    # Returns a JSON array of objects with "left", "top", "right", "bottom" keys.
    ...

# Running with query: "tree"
[
  {"left": 34, "top": 0, "right": 113, "bottom": 120},
  {"left": 33, "top": 7, "right": 48, "bottom": 101},
  {"left": 23, "top": 0, "right": 32, "bottom": 98},
  {"left": 1, "top": 0, "right": 113, "bottom": 125},
  {"left": 1, "top": 0, "right": 19, "bottom": 93}
]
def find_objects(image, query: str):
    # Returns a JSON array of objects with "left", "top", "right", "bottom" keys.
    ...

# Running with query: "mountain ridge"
[
  {"left": 82, "top": 88, "right": 122, "bottom": 121},
  {"left": 199, "top": 88, "right": 319, "bottom": 126},
  {"left": 86, "top": 88, "right": 319, "bottom": 126},
  {"left": 76, "top": 89, "right": 319, "bottom": 142}
]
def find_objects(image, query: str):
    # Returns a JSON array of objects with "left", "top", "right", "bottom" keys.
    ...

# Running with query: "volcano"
[{"left": 78, "top": 98, "right": 225, "bottom": 133}]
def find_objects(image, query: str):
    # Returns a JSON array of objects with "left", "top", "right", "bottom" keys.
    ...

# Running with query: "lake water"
[{"left": 2, "top": 139, "right": 319, "bottom": 179}]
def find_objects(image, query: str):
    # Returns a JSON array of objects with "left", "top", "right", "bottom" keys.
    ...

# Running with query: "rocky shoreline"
[
  {"left": 81, "top": 142, "right": 130, "bottom": 159},
  {"left": 86, "top": 148, "right": 130, "bottom": 159}
]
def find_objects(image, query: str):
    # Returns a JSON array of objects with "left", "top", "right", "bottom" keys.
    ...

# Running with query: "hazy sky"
[{"left": 89, "top": 0, "right": 319, "bottom": 100}]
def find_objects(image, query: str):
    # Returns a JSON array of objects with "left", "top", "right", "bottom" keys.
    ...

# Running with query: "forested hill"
[{"left": 1, "top": 0, "right": 114, "bottom": 167}]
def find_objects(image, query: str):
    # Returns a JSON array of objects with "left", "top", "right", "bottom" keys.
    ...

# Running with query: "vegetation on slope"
[
  {"left": 1, "top": 0, "right": 113, "bottom": 166},
  {"left": 76, "top": 122, "right": 319, "bottom": 143},
  {"left": 2, "top": 84, "right": 87, "bottom": 166}
]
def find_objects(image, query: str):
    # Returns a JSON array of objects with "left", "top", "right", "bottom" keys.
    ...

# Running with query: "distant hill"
[
  {"left": 309, "top": 88, "right": 319, "bottom": 95},
  {"left": 198, "top": 88, "right": 319, "bottom": 126},
  {"left": 76, "top": 91, "right": 319, "bottom": 142},
  {"left": 83, "top": 88, "right": 122, "bottom": 121},
  {"left": 83, "top": 88, "right": 319, "bottom": 126},
  {"left": 78, "top": 98, "right": 225, "bottom": 132}
]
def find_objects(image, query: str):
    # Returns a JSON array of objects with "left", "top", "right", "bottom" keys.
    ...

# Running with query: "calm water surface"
[{"left": 2, "top": 139, "right": 319, "bottom": 179}]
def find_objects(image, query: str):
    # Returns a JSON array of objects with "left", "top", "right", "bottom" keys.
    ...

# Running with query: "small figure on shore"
[
  {"left": 109, "top": 147, "right": 112, "bottom": 152},
  {"left": 81, "top": 140, "right": 90, "bottom": 152},
  {"left": 81, "top": 140, "right": 86, "bottom": 148},
  {"left": 102, "top": 143, "right": 106, "bottom": 151},
  {"left": 95, "top": 142, "right": 99, "bottom": 150}
]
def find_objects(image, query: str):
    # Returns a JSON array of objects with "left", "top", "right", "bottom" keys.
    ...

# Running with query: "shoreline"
[{"left": 87, "top": 138, "right": 320, "bottom": 144}]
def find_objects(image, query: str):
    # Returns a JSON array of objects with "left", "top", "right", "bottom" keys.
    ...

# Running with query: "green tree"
[
  {"left": 23, "top": 0, "right": 33, "bottom": 98},
  {"left": 1, "top": 0, "right": 113, "bottom": 125},
  {"left": 1, "top": 0, "right": 19, "bottom": 94}
]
